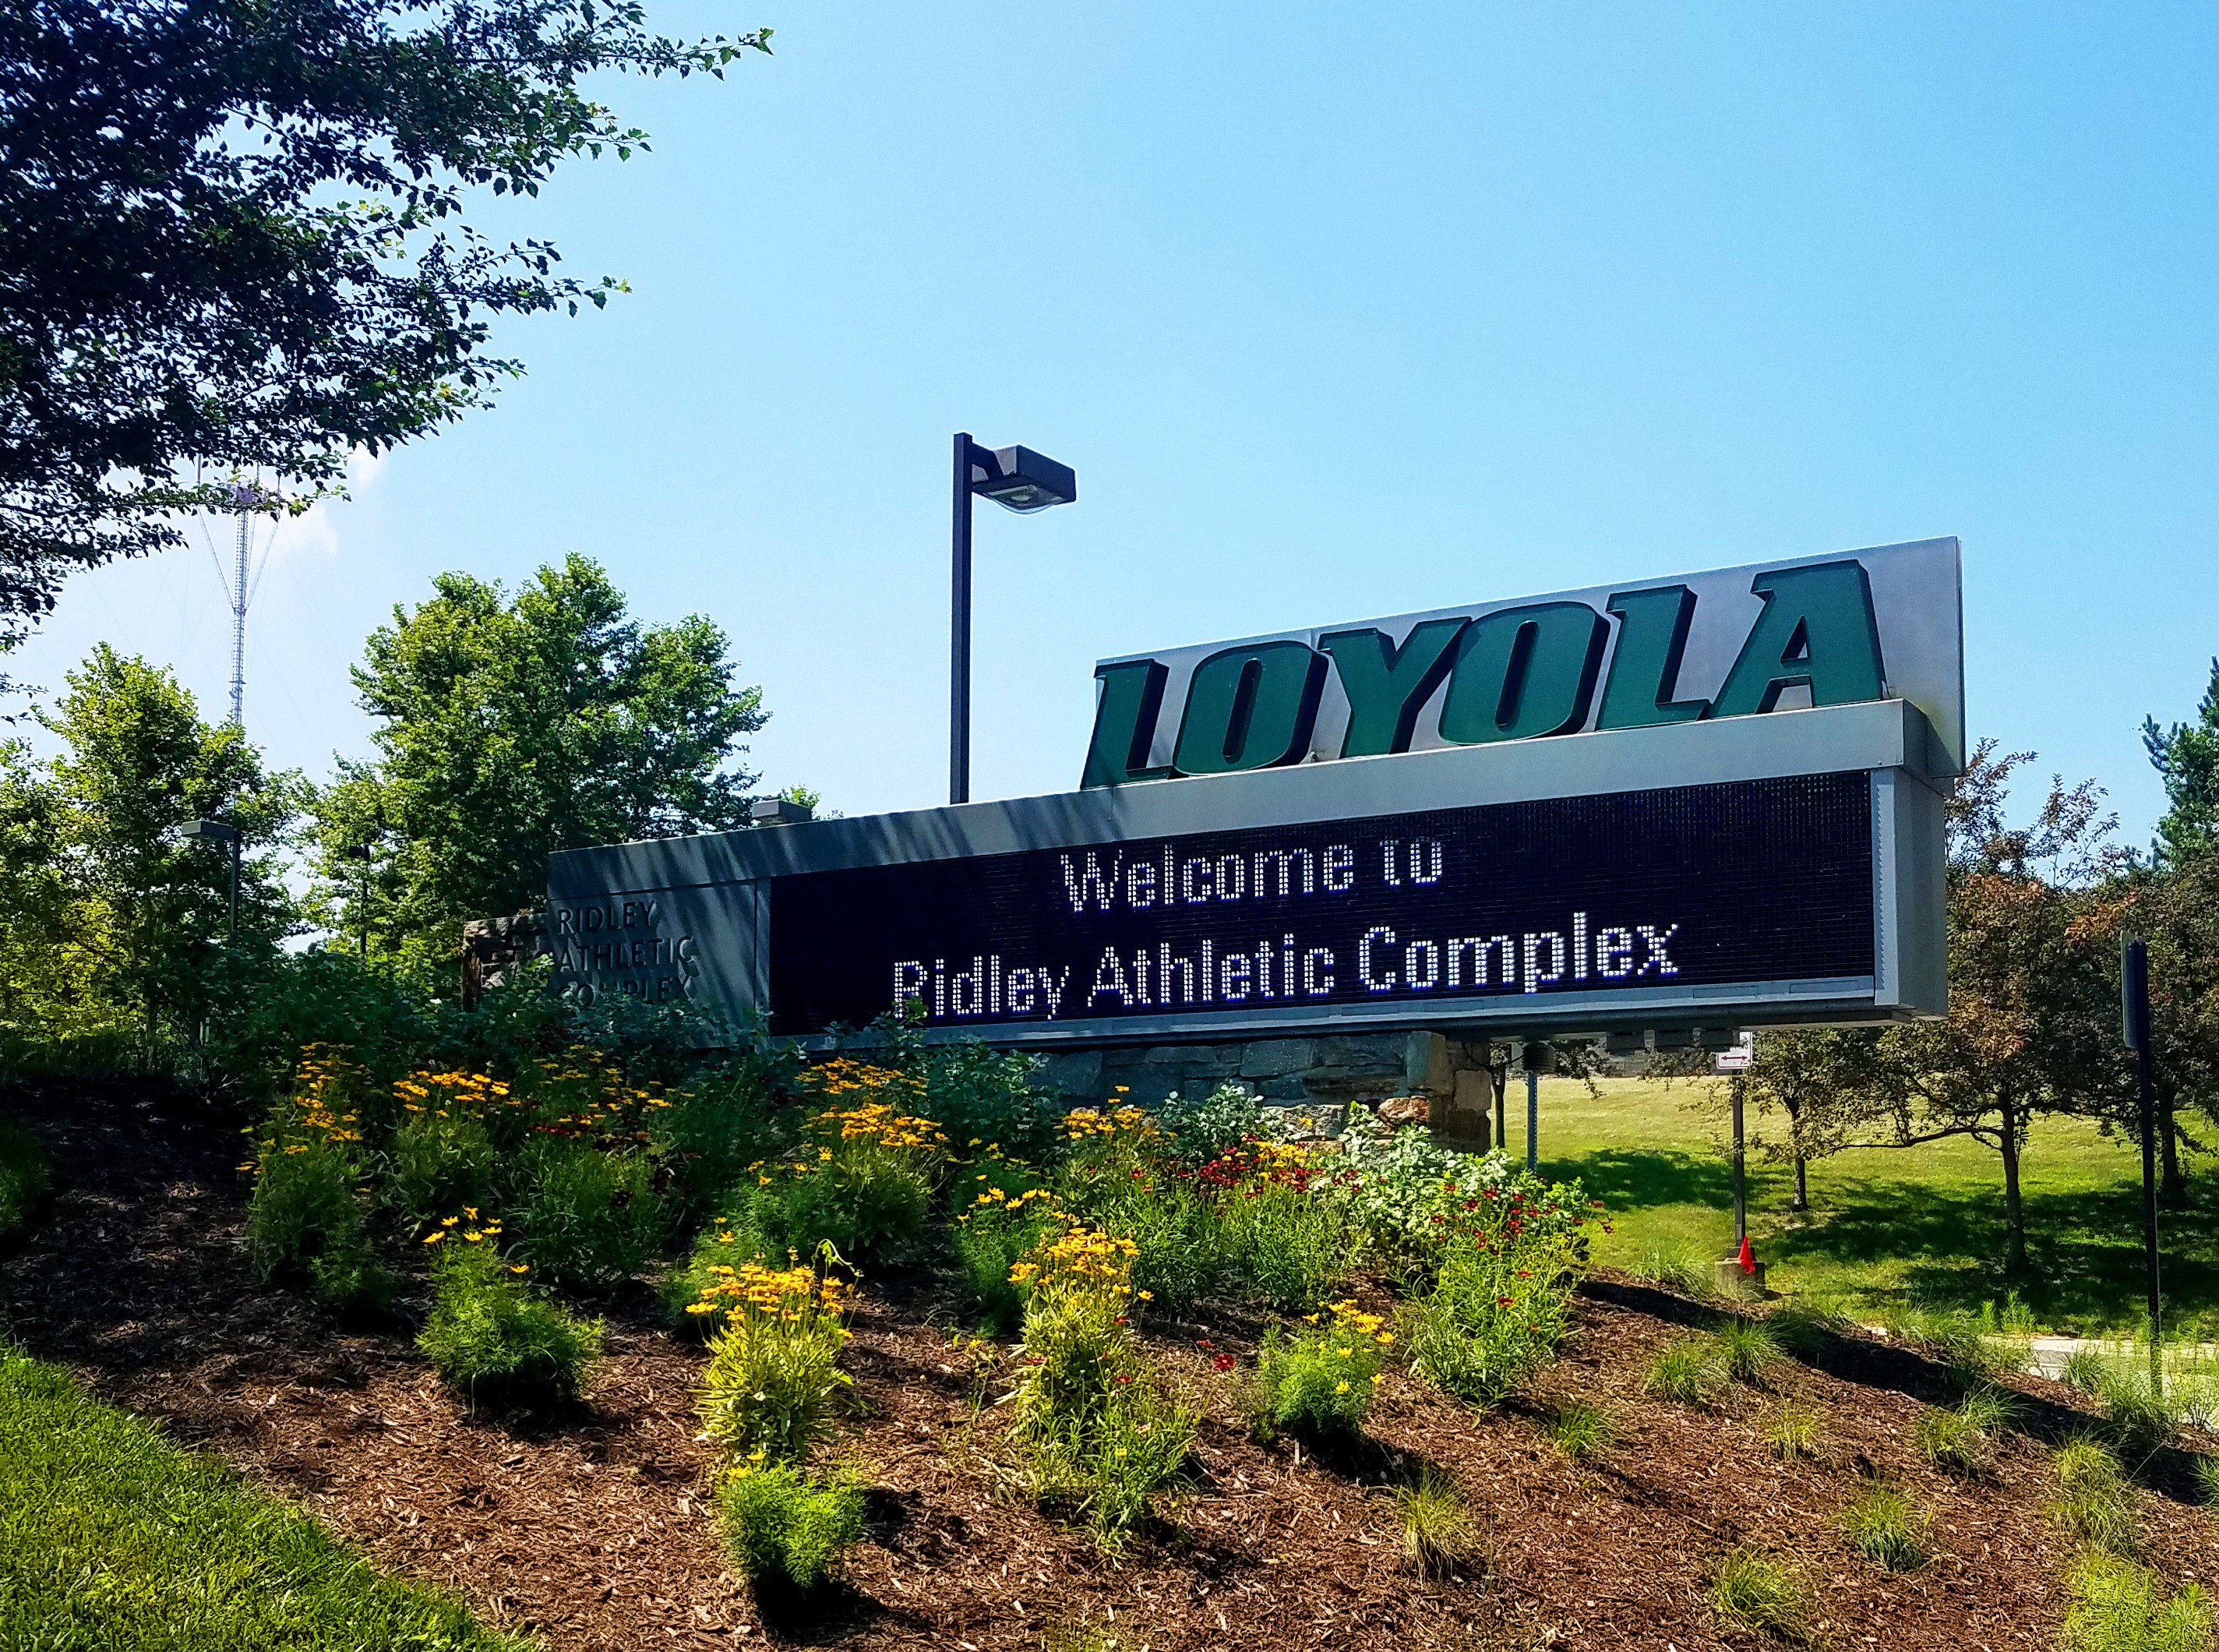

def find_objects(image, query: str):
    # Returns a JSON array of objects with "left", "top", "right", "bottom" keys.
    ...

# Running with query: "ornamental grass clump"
[
  {"left": 715, "top": 1459, "right": 866, "bottom": 1592},
  {"left": 1401, "top": 1172, "right": 1593, "bottom": 1407},
  {"left": 2060, "top": 1550, "right": 2212, "bottom": 1652},
  {"left": 1011, "top": 1219, "right": 1197, "bottom": 1544},
  {"left": 1767, "top": 1400, "right": 1825, "bottom": 1460},
  {"left": 2099, "top": 1371, "right": 2182, "bottom": 1466},
  {"left": 1395, "top": 1467, "right": 1477, "bottom": 1580},
  {"left": 417, "top": 1217, "right": 600, "bottom": 1414},
  {"left": 1709, "top": 1550, "right": 1814, "bottom": 1643},
  {"left": 693, "top": 1255, "right": 852, "bottom": 1467},
  {"left": 2053, "top": 1437, "right": 2140, "bottom": 1556},
  {"left": 1545, "top": 1397, "right": 1615, "bottom": 1463},
  {"left": 1840, "top": 1483, "right": 1931, "bottom": 1572},
  {"left": 1714, "top": 1316, "right": 1782, "bottom": 1385},
  {"left": 1254, "top": 1298, "right": 1395, "bottom": 1442},
  {"left": 1916, "top": 1388, "right": 2013, "bottom": 1477},
  {"left": 1645, "top": 1336, "right": 1729, "bottom": 1409}
]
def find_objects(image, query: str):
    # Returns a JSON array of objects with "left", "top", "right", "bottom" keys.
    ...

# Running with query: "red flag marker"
[{"left": 1737, "top": 1234, "right": 1757, "bottom": 1275}]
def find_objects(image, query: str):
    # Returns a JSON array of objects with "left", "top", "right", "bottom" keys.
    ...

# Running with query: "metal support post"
[{"left": 1730, "top": 1071, "right": 1748, "bottom": 1249}]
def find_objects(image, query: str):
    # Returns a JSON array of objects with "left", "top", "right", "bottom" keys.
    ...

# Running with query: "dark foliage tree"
[{"left": 0, "top": 0, "right": 768, "bottom": 633}]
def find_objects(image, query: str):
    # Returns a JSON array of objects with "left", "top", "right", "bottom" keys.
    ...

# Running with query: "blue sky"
[{"left": 24, "top": 2, "right": 2219, "bottom": 848}]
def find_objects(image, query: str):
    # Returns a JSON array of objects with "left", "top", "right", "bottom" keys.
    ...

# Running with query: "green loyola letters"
[{"left": 1079, "top": 560, "right": 1889, "bottom": 787}]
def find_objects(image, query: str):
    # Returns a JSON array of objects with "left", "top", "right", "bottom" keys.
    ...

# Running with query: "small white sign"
[{"left": 1714, "top": 1032, "right": 1756, "bottom": 1074}]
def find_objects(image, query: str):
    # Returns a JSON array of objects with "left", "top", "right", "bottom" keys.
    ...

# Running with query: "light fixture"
[{"left": 968, "top": 444, "right": 1077, "bottom": 514}]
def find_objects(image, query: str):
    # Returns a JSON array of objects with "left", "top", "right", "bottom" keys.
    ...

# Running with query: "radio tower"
[{"left": 205, "top": 479, "right": 276, "bottom": 730}]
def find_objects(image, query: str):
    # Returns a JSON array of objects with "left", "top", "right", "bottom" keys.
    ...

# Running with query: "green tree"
[
  {"left": 0, "top": 648, "right": 301, "bottom": 1043},
  {"left": 1753, "top": 745, "right": 2128, "bottom": 1274},
  {"left": 2143, "top": 658, "right": 2219, "bottom": 867},
  {"left": 316, "top": 555, "right": 766, "bottom": 973},
  {"left": 0, "top": 0, "right": 769, "bottom": 636}
]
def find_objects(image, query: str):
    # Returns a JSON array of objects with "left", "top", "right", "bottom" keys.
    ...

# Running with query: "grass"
[
  {"left": 1395, "top": 1467, "right": 1478, "bottom": 1580},
  {"left": 1543, "top": 1397, "right": 1615, "bottom": 1462},
  {"left": 0, "top": 1344, "right": 524, "bottom": 1650},
  {"left": 1840, "top": 1483, "right": 1931, "bottom": 1571},
  {"left": 1709, "top": 1549, "right": 1813, "bottom": 1642},
  {"left": 0, "top": 1118, "right": 51, "bottom": 1239},
  {"left": 1530, "top": 1076, "right": 2219, "bottom": 1333}
]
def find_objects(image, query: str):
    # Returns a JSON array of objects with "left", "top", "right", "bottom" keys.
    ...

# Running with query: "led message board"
[
  {"left": 765, "top": 773, "right": 1872, "bottom": 1037},
  {"left": 547, "top": 698, "right": 1952, "bottom": 1047}
]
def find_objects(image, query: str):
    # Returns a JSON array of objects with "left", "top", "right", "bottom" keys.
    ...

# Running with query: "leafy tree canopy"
[
  {"left": 316, "top": 553, "right": 766, "bottom": 974},
  {"left": 0, "top": 0, "right": 768, "bottom": 634},
  {"left": 0, "top": 646, "right": 302, "bottom": 1040}
]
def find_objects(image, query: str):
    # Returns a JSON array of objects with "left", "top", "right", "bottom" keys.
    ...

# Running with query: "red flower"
[{"left": 1212, "top": 1354, "right": 1237, "bottom": 1372}]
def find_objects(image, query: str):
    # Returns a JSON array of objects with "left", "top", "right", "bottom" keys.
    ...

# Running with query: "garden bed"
[{"left": 2, "top": 1076, "right": 2214, "bottom": 1650}]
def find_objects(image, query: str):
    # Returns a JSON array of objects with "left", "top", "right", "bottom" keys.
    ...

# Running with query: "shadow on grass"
[{"left": 1554, "top": 1145, "right": 2219, "bottom": 1329}]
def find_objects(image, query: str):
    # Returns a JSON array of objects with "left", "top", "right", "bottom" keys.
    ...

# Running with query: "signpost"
[
  {"left": 1716, "top": 1032, "right": 1755, "bottom": 1258},
  {"left": 2121, "top": 934, "right": 2164, "bottom": 1394}
]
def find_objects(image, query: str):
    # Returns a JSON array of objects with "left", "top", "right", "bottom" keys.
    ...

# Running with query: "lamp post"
[
  {"left": 181, "top": 818, "right": 241, "bottom": 943},
  {"left": 948, "top": 434, "right": 1077, "bottom": 805}
]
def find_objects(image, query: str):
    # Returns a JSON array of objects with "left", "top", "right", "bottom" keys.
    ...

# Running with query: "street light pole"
[
  {"left": 181, "top": 818, "right": 242, "bottom": 944},
  {"left": 950, "top": 432, "right": 975, "bottom": 806},
  {"left": 946, "top": 434, "right": 1078, "bottom": 808}
]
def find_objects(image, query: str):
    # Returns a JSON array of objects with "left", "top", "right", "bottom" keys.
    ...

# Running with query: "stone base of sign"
[
  {"left": 1715, "top": 1258, "right": 1769, "bottom": 1296},
  {"left": 461, "top": 912, "right": 548, "bottom": 1008},
  {"left": 1038, "top": 1030, "right": 1502, "bottom": 1149}
]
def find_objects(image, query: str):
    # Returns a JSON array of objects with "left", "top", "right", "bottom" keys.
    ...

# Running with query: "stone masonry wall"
[{"left": 1035, "top": 1031, "right": 1501, "bottom": 1149}]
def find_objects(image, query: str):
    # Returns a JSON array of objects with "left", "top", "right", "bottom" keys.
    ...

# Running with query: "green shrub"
[
  {"left": 1218, "top": 1174, "right": 1354, "bottom": 1313},
  {"left": 1402, "top": 1183, "right": 1589, "bottom": 1407},
  {"left": 653, "top": 1064, "right": 788, "bottom": 1230},
  {"left": 244, "top": 1124, "right": 390, "bottom": 1316},
  {"left": 716, "top": 1461, "right": 866, "bottom": 1591},
  {"left": 1840, "top": 1483, "right": 1929, "bottom": 1572},
  {"left": 417, "top": 1234, "right": 601, "bottom": 1414},
  {"left": 695, "top": 1259, "right": 852, "bottom": 1467},
  {"left": 1545, "top": 1397, "right": 1614, "bottom": 1463},
  {"left": 1395, "top": 1468, "right": 1476, "bottom": 1580},
  {"left": 1011, "top": 1223, "right": 1195, "bottom": 1544},
  {"left": 662, "top": 1205, "right": 779, "bottom": 1330},
  {"left": 2053, "top": 1437, "right": 2139, "bottom": 1555},
  {"left": 1767, "top": 1400, "right": 1824, "bottom": 1460},
  {"left": 1709, "top": 1550, "right": 1812, "bottom": 1642},
  {"left": 2060, "top": 1550, "right": 2212, "bottom": 1652},
  {"left": 750, "top": 1066, "right": 947, "bottom": 1263},
  {"left": 1645, "top": 1337, "right": 1728, "bottom": 1408},
  {"left": 0, "top": 1119, "right": 52, "bottom": 1239},
  {"left": 380, "top": 1107, "right": 494, "bottom": 1234},
  {"left": 2197, "top": 1453, "right": 2219, "bottom": 1511},
  {"left": 1156, "top": 1081, "right": 1265, "bottom": 1162},
  {"left": 951, "top": 1181, "right": 1060, "bottom": 1334},
  {"left": 922, "top": 1042, "right": 1061, "bottom": 1164},
  {"left": 1254, "top": 1301, "right": 1393, "bottom": 1442},
  {"left": 1099, "top": 1175, "right": 1233, "bottom": 1315},
  {"left": 510, "top": 1138, "right": 666, "bottom": 1296},
  {"left": 1715, "top": 1317, "right": 1781, "bottom": 1385}
]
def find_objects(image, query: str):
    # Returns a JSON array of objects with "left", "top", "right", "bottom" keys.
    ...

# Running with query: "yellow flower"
[
  {"left": 1335, "top": 1381, "right": 1350, "bottom": 1394},
  {"left": 423, "top": 1231, "right": 446, "bottom": 1245}
]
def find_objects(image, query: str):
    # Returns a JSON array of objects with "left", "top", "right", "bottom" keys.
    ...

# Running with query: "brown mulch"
[{"left": 3, "top": 1078, "right": 2214, "bottom": 1651}]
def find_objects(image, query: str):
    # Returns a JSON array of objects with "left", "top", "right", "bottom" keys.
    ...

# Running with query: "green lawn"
[
  {"left": 0, "top": 1346, "right": 524, "bottom": 1651},
  {"left": 1522, "top": 1076, "right": 2219, "bottom": 1335}
]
